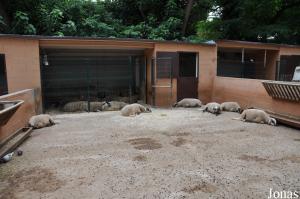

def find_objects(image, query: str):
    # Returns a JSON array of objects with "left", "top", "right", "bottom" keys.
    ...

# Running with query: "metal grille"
[
  {"left": 151, "top": 57, "right": 173, "bottom": 107},
  {"left": 41, "top": 49, "right": 146, "bottom": 111},
  {"left": 262, "top": 80, "right": 300, "bottom": 101}
]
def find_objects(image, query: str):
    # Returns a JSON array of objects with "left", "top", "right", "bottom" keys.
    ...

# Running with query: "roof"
[
  {"left": 217, "top": 39, "right": 300, "bottom": 49},
  {"left": 1, "top": 34, "right": 300, "bottom": 49},
  {"left": 0, "top": 34, "right": 216, "bottom": 47}
]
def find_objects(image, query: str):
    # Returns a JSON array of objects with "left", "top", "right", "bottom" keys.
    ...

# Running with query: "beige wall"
[
  {"left": 279, "top": 46, "right": 300, "bottom": 56},
  {"left": 212, "top": 77, "right": 300, "bottom": 118},
  {"left": 0, "top": 89, "right": 37, "bottom": 142},
  {"left": 265, "top": 50, "right": 279, "bottom": 80},
  {"left": 0, "top": 38, "right": 41, "bottom": 93}
]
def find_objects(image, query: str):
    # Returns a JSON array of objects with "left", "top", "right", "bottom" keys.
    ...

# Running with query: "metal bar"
[
  {"left": 241, "top": 48, "right": 244, "bottom": 63},
  {"left": 264, "top": 49, "right": 267, "bottom": 68}
]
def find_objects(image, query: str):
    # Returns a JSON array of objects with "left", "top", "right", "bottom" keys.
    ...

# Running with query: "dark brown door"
[
  {"left": 0, "top": 54, "right": 8, "bottom": 95},
  {"left": 177, "top": 52, "right": 198, "bottom": 101}
]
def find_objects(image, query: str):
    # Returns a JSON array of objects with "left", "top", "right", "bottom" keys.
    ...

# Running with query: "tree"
[
  {"left": 182, "top": 0, "right": 194, "bottom": 36},
  {"left": 196, "top": 0, "right": 300, "bottom": 44}
]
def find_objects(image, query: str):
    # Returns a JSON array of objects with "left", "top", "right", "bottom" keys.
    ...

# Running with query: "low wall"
[
  {"left": 0, "top": 89, "right": 37, "bottom": 142},
  {"left": 212, "top": 77, "right": 300, "bottom": 118}
]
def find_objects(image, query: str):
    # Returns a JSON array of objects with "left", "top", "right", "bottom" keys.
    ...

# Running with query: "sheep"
[
  {"left": 233, "top": 109, "right": 277, "bottom": 126},
  {"left": 101, "top": 101, "right": 128, "bottom": 111},
  {"left": 202, "top": 102, "right": 221, "bottom": 115},
  {"left": 221, "top": 102, "right": 241, "bottom": 113},
  {"left": 63, "top": 101, "right": 107, "bottom": 112},
  {"left": 173, "top": 98, "right": 202, "bottom": 108},
  {"left": 29, "top": 114, "right": 55, "bottom": 129},
  {"left": 113, "top": 95, "right": 139, "bottom": 103},
  {"left": 63, "top": 101, "right": 88, "bottom": 112},
  {"left": 121, "top": 103, "right": 151, "bottom": 117},
  {"left": 89, "top": 101, "right": 107, "bottom": 112}
]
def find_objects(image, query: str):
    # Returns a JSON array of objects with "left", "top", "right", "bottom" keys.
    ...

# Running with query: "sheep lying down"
[
  {"left": 233, "top": 109, "right": 277, "bottom": 126},
  {"left": 202, "top": 102, "right": 221, "bottom": 115},
  {"left": 121, "top": 103, "right": 151, "bottom": 117},
  {"left": 173, "top": 98, "right": 202, "bottom": 108},
  {"left": 63, "top": 101, "right": 107, "bottom": 112},
  {"left": 101, "top": 101, "right": 128, "bottom": 111},
  {"left": 29, "top": 114, "right": 55, "bottom": 129},
  {"left": 221, "top": 102, "right": 241, "bottom": 113}
]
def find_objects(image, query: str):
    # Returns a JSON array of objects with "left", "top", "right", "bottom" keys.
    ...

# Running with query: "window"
[
  {"left": 0, "top": 54, "right": 8, "bottom": 95},
  {"left": 217, "top": 47, "right": 275, "bottom": 80},
  {"left": 156, "top": 52, "right": 175, "bottom": 79}
]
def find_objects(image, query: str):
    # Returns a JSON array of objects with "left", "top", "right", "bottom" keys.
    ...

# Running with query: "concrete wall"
[
  {"left": 0, "top": 37, "right": 42, "bottom": 113},
  {"left": 212, "top": 77, "right": 300, "bottom": 118},
  {"left": 0, "top": 89, "right": 37, "bottom": 142}
]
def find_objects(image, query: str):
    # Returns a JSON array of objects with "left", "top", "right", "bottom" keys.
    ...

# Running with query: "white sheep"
[
  {"left": 89, "top": 101, "right": 107, "bottom": 112},
  {"left": 202, "top": 102, "right": 221, "bottom": 115},
  {"left": 173, "top": 98, "right": 202, "bottom": 108},
  {"left": 121, "top": 103, "right": 151, "bottom": 117},
  {"left": 63, "top": 101, "right": 107, "bottom": 112},
  {"left": 101, "top": 101, "right": 128, "bottom": 111},
  {"left": 63, "top": 101, "right": 88, "bottom": 112},
  {"left": 29, "top": 114, "right": 55, "bottom": 129},
  {"left": 233, "top": 109, "right": 277, "bottom": 126},
  {"left": 221, "top": 102, "right": 241, "bottom": 113}
]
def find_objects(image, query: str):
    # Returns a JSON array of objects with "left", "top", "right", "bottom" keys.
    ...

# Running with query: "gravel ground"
[{"left": 0, "top": 108, "right": 299, "bottom": 199}]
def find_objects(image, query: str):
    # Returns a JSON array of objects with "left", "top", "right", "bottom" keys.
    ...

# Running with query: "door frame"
[{"left": 176, "top": 51, "right": 199, "bottom": 100}]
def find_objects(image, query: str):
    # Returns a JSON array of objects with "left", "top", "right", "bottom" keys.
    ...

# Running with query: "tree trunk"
[
  {"left": 0, "top": 1, "right": 10, "bottom": 29},
  {"left": 182, "top": 0, "right": 194, "bottom": 36}
]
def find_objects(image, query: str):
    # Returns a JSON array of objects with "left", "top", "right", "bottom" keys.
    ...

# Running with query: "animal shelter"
[
  {"left": 40, "top": 48, "right": 146, "bottom": 110},
  {"left": 0, "top": 35, "right": 299, "bottom": 117}
]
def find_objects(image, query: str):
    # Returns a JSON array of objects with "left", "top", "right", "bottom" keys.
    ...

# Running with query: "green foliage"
[
  {"left": 0, "top": 0, "right": 299, "bottom": 44},
  {"left": 196, "top": 0, "right": 300, "bottom": 44},
  {"left": 149, "top": 17, "right": 182, "bottom": 40},
  {"left": 0, "top": 16, "right": 6, "bottom": 32},
  {"left": 196, "top": 19, "right": 222, "bottom": 40},
  {"left": 11, "top": 11, "right": 36, "bottom": 34}
]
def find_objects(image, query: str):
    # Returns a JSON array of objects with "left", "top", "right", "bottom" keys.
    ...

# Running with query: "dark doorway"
[
  {"left": 0, "top": 54, "right": 8, "bottom": 95},
  {"left": 278, "top": 55, "right": 300, "bottom": 81},
  {"left": 177, "top": 52, "right": 198, "bottom": 101}
]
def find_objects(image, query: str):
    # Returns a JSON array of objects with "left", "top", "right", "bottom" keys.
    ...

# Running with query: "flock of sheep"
[
  {"left": 28, "top": 98, "right": 277, "bottom": 129},
  {"left": 173, "top": 98, "right": 277, "bottom": 126}
]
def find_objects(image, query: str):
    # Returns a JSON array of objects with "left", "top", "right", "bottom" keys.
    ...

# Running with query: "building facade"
[{"left": 0, "top": 35, "right": 299, "bottom": 119}]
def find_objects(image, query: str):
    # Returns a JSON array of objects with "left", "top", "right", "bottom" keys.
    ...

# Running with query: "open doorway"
[
  {"left": 40, "top": 49, "right": 147, "bottom": 112},
  {"left": 278, "top": 55, "right": 300, "bottom": 81},
  {"left": 177, "top": 52, "right": 198, "bottom": 101},
  {"left": 0, "top": 54, "right": 8, "bottom": 95}
]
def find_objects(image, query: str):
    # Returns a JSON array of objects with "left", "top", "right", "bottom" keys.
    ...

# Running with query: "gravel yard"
[{"left": 0, "top": 108, "right": 299, "bottom": 199}]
